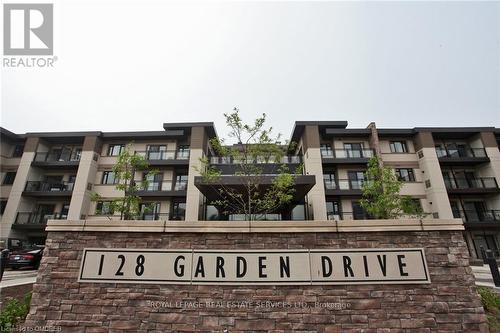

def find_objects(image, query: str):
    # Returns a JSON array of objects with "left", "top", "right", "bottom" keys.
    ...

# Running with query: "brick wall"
[{"left": 25, "top": 231, "right": 488, "bottom": 332}]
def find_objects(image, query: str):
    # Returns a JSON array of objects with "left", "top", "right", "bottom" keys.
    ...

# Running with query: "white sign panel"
[{"left": 78, "top": 248, "right": 430, "bottom": 285}]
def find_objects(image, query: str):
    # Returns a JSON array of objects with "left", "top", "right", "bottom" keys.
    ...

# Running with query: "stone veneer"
[{"left": 25, "top": 230, "right": 488, "bottom": 333}]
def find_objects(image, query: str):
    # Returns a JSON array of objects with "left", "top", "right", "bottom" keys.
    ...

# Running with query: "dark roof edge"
[{"left": 0, "top": 127, "right": 24, "bottom": 140}]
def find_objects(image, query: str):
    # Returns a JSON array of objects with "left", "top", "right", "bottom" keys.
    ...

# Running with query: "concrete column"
[
  {"left": 185, "top": 127, "right": 205, "bottom": 221},
  {"left": 414, "top": 131, "right": 453, "bottom": 219},
  {"left": 0, "top": 137, "right": 39, "bottom": 241},
  {"left": 67, "top": 136, "right": 101, "bottom": 220},
  {"left": 302, "top": 125, "right": 327, "bottom": 220}
]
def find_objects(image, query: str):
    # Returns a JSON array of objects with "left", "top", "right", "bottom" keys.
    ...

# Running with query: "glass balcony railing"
[
  {"left": 209, "top": 155, "right": 302, "bottom": 164},
  {"left": 34, "top": 151, "right": 81, "bottom": 162},
  {"left": 444, "top": 177, "right": 498, "bottom": 190},
  {"left": 324, "top": 179, "right": 368, "bottom": 190},
  {"left": 15, "top": 212, "right": 67, "bottom": 225},
  {"left": 135, "top": 150, "right": 190, "bottom": 161},
  {"left": 25, "top": 181, "right": 75, "bottom": 192},
  {"left": 326, "top": 212, "right": 375, "bottom": 221},
  {"left": 321, "top": 149, "right": 375, "bottom": 159},
  {"left": 453, "top": 210, "right": 500, "bottom": 223},
  {"left": 435, "top": 147, "right": 487, "bottom": 158},
  {"left": 138, "top": 181, "right": 187, "bottom": 191}
]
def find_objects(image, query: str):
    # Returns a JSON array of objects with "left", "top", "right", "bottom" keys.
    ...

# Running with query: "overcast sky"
[{"left": 1, "top": 1, "right": 499, "bottom": 140}]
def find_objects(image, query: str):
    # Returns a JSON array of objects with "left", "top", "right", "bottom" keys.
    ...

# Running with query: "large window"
[
  {"left": 344, "top": 143, "right": 363, "bottom": 158},
  {"left": 395, "top": 168, "right": 415, "bottom": 182},
  {"left": 2, "top": 172, "right": 16, "bottom": 185},
  {"left": 101, "top": 171, "right": 118, "bottom": 184},
  {"left": 96, "top": 201, "right": 114, "bottom": 215},
  {"left": 143, "top": 172, "right": 163, "bottom": 191},
  {"left": 390, "top": 141, "right": 408, "bottom": 153},
  {"left": 107, "top": 144, "right": 125, "bottom": 156}
]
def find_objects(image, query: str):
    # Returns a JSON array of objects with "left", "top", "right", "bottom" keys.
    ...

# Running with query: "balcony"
[
  {"left": 136, "top": 181, "right": 187, "bottom": 197},
  {"left": 324, "top": 179, "right": 365, "bottom": 196},
  {"left": 134, "top": 150, "right": 190, "bottom": 165},
  {"left": 454, "top": 210, "right": 500, "bottom": 227},
  {"left": 13, "top": 212, "right": 66, "bottom": 229},
  {"left": 209, "top": 155, "right": 302, "bottom": 165},
  {"left": 435, "top": 147, "right": 489, "bottom": 165},
  {"left": 321, "top": 149, "right": 375, "bottom": 164},
  {"left": 32, "top": 151, "right": 81, "bottom": 168},
  {"left": 444, "top": 177, "right": 500, "bottom": 194},
  {"left": 23, "top": 181, "right": 74, "bottom": 197}
]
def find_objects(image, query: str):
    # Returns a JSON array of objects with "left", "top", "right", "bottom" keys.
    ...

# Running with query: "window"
[
  {"left": 96, "top": 201, "right": 114, "bottom": 215},
  {"left": 12, "top": 144, "right": 24, "bottom": 157},
  {"left": 177, "top": 145, "right": 190, "bottom": 159},
  {"left": 175, "top": 174, "right": 188, "bottom": 190},
  {"left": 344, "top": 143, "right": 363, "bottom": 158},
  {"left": 143, "top": 172, "right": 163, "bottom": 191},
  {"left": 107, "top": 144, "right": 125, "bottom": 156},
  {"left": 0, "top": 200, "right": 7, "bottom": 214},
  {"left": 2, "top": 172, "right": 16, "bottom": 185},
  {"left": 101, "top": 171, "right": 117, "bottom": 184},
  {"left": 320, "top": 144, "right": 333, "bottom": 157},
  {"left": 395, "top": 168, "right": 415, "bottom": 182},
  {"left": 146, "top": 145, "right": 168, "bottom": 160},
  {"left": 390, "top": 141, "right": 408, "bottom": 153},
  {"left": 323, "top": 173, "right": 337, "bottom": 189},
  {"left": 425, "top": 180, "right": 431, "bottom": 188},
  {"left": 172, "top": 201, "right": 186, "bottom": 220},
  {"left": 70, "top": 148, "right": 82, "bottom": 161}
]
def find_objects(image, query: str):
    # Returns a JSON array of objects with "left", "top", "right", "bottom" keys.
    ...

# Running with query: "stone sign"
[{"left": 79, "top": 248, "right": 430, "bottom": 285}]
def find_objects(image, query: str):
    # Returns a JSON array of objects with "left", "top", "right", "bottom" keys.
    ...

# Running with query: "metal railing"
[
  {"left": 321, "top": 149, "right": 375, "bottom": 159},
  {"left": 135, "top": 150, "right": 190, "bottom": 161},
  {"left": 435, "top": 147, "right": 487, "bottom": 158},
  {"left": 209, "top": 155, "right": 302, "bottom": 165},
  {"left": 444, "top": 177, "right": 498, "bottom": 190},
  {"left": 25, "top": 181, "right": 75, "bottom": 192},
  {"left": 326, "top": 212, "right": 374, "bottom": 221},
  {"left": 15, "top": 212, "right": 67, "bottom": 225},
  {"left": 453, "top": 210, "right": 500, "bottom": 222},
  {"left": 33, "top": 151, "right": 81, "bottom": 162},
  {"left": 324, "top": 179, "right": 368, "bottom": 190}
]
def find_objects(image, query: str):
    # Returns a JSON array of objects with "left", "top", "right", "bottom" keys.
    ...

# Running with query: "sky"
[{"left": 1, "top": 1, "right": 499, "bottom": 141}]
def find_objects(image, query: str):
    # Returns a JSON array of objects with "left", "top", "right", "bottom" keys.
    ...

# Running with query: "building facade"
[{"left": 1, "top": 122, "right": 499, "bottom": 262}]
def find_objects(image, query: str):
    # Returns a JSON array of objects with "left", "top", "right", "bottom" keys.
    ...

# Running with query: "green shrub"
[
  {"left": 478, "top": 287, "right": 500, "bottom": 332},
  {"left": 0, "top": 292, "right": 32, "bottom": 330}
]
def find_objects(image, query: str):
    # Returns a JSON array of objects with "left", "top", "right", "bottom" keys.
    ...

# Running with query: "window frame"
[
  {"left": 395, "top": 168, "right": 416, "bottom": 182},
  {"left": 101, "top": 171, "right": 118, "bottom": 185},
  {"left": 107, "top": 144, "right": 125, "bottom": 156},
  {"left": 96, "top": 201, "right": 114, "bottom": 215},
  {"left": 389, "top": 141, "right": 408, "bottom": 153}
]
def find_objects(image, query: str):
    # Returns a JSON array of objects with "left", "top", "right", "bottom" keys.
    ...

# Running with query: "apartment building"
[{"left": 1, "top": 122, "right": 499, "bottom": 262}]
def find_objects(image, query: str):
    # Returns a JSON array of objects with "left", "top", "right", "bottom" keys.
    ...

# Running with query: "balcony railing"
[
  {"left": 435, "top": 147, "right": 487, "bottom": 158},
  {"left": 444, "top": 177, "right": 498, "bottom": 190},
  {"left": 324, "top": 179, "right": 367, "bottom": 190},
  {"left": 327, "top": 212, "right": 375, "bottom": 221},
  {"left": 453, "top": 210, "right": 500, "bottom": 223},
  {"left": 138, "top": 181, "right": 187, "bottom": 191},
  {"left": 140, "top": 213, "right": 185, "bottom": 221},
  {"left": 135, "top": 150, "right": 190, "bottom": 161},
  {"left": 25, "top": 181, "right": 75, "bottom": 192},
  {"left": 321, "top": 149, "right": 375, "bottom": 159},
  {"left": 34, "top": 151, "right": 81, "bottom": 162},
  {"left": 15, "top": 212, "right": 67, "bottom": 225},
  {"left": 209, "top": 155, "right": 302, "bottom": 165}
]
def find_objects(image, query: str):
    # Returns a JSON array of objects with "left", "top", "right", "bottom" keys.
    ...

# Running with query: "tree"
[
  {"left": 360, "top": 156, "right": 425, "bottom": 219},
  {"left": 92, "top": 143, "right": 157, "bottom": 220},
  {"left": 197, "top": 108, "right": 301, "bottom": 221}
]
